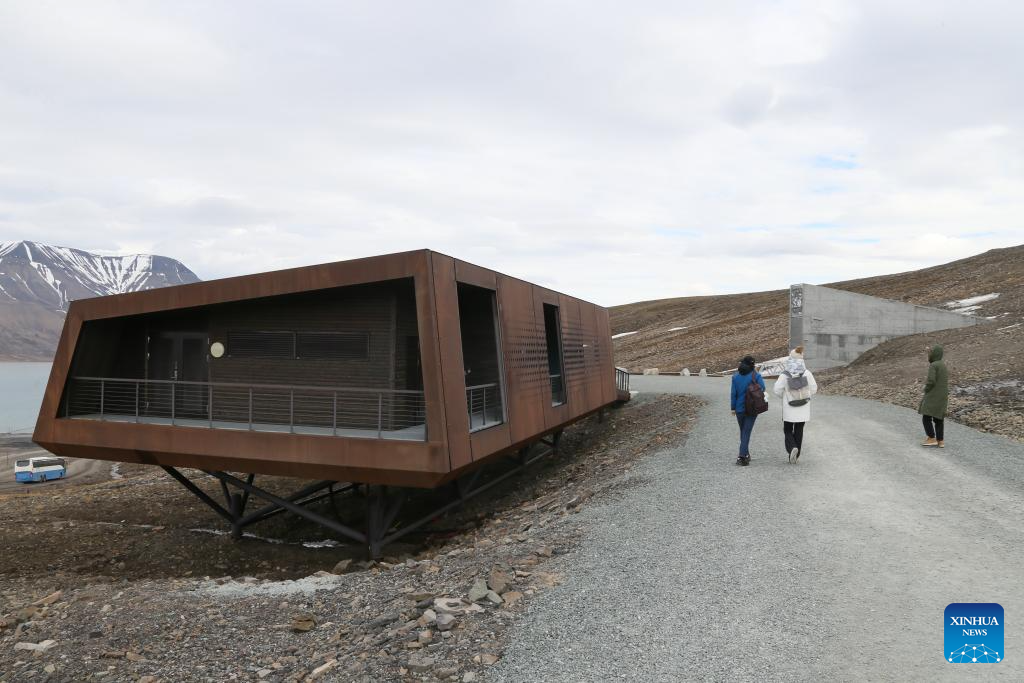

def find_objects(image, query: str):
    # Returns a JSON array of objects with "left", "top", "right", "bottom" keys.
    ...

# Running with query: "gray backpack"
[{"left": 783, "top": 371, "right": 811, "bottom": 407}]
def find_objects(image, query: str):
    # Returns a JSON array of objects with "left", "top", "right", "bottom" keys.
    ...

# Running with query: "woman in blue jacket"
[{"left": 730, "top": 355, "right": 765, "bottom": 466}]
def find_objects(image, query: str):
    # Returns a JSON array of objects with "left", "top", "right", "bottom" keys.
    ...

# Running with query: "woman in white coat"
[{"left": 772, "top": 346, "right": 818, "bottom": 463}]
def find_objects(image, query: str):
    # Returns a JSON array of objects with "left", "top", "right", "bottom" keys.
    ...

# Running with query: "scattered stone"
[
  {"left": 463, "top": 673, "right": 478, "bottom": 682},
  {"left": 257, "top": 669, "right": 273, "bottom": 679},
  {"left": 487, "top": 568, "right": 512, "bottom": 595},
  {"left": 483, "top": 591, "right": 502, "bottom": 605},
  {"left": 308, "top": 659, "right": 337, "bottom": 680},
  {"left": 418, "top": 629, "right": 433, "bottom": 644},
  {"left": 436, "top": 666, "right": 460, "bottom": 678},
  {"left": 13, "top": 640, "right": 57, "bottom": 653},
  {"left": 44, "top": 664, "right": 56, "bottom": 674},
  {"left": 480, "top": 654, "right": 499, "bottom": 665},
  {"left": 33, "top": 591, "right": 63, "bottom": 606},
  {"left": 418, "top": 608, "right": 437, "bottom": 627},
  {"left": 138, "top": 677, "right": 158, "bottom": 683},
  {"left": 468, "top": 578, "right": 489, "bottom": 603},
  {"left": 535, "top": 546, "right": 553, "bottom": 558},
  {"left": 101, "top": 650, "right": 125, "bottom": 659},
  {"left": 367, "top": 612, "right": 400, "bottom": 629},
  {"left": 125, "top": 650, "right": 145, "bottom": 662},
  {"left": 406, "top": 653, "right": 435, "bottom": 673},
  {"left": 331, "top": 559, "right": 353, "bottom": 574},
  {"left": 501, "top": 591, "right": 524, "bottom": 608},
  {"left": 682, "top": 368, "right": 691, "bottom": 376},
  {"left": 290, "top": 613, "right": 316, "bottom": 633},
  {"left": 435, "top": 614, "right": 456, "bottom": 632},
  {"left": 699, "top": 368, "right": 708, "bottom": 377},
  {"left": 15, "top": 605, "right": 39, "bottom": 623}
]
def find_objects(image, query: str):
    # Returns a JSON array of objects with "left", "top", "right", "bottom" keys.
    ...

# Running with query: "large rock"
[
  {"left": 682, "top": 368, "right": 690, "bottom": 376},
  {"left": 435, "top": 613, "right": 457, "bottom": 632},
  {"left": 699, "top": 368, "right": 708, "bottom": 377},
  {"left": 407, "top": 654, "right": 436, "bottom": 673},
  {"left": 467, "top": 578, "right": 489, "bottom": 603},
  {"left": 487, "top": 568, "right": 512, "bottom": 595},
  {"left": 290, "top": 613, "right": 316, "bottom": 633}
]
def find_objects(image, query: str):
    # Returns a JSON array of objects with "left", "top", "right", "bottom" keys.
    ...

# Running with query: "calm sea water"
[{"left": 0, "top": 362, "right": 51, "bottom": 433}]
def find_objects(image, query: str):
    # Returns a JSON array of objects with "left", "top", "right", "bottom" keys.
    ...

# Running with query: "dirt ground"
[{"left": 0, "top": 393, "right": 701, "bottom": 682}]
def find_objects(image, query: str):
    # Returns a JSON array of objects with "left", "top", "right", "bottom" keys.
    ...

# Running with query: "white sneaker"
[{"left": 791, "top": 447, "right": 800, "bottom": 463}]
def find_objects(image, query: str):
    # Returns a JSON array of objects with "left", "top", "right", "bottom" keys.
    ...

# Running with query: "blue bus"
[{"left": 14, "top": 457, "right": 67, "bottom": 483}]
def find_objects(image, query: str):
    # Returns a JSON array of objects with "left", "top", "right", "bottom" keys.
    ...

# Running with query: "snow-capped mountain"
[{"left": 0, "top": 241, "right": 200, "bottom": 360}]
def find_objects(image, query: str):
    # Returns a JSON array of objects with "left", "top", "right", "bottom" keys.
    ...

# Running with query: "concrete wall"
[{"left": 789, "top": 283, "right": 979, "bottom": 370}]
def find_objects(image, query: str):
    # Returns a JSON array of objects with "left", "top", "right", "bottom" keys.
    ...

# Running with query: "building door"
[{"left": 149, "top": 332, "right": 208, "bottom": 419}]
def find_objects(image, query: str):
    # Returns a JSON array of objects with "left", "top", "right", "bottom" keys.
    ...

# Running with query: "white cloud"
[{"left": 0, "top": 0, "right": 1022, "bottom": 306}]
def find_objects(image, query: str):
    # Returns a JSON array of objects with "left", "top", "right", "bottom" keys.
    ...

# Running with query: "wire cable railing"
[
  {"left": 466, "top": 382, "right": 503, "bottom": 432},
  {"left": 64, "top": 377, "right": 426, "bottom": 441},
  {"left": 616, "top": 367, "right": 630, "bottom": 395}
]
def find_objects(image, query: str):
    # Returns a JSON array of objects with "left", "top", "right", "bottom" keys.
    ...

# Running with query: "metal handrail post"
[
  {"left": 171, "top": 383, "right": 176, "bottom": 425},
  {"left": 248, "top": 388, "right": 253, "bottom": 430},
  {"left": 289, "top": 389, "right": 294, "bottom": 433},
  {"left": 377, "top": 393, "right": 383, "bottom": 438},
  {"left": 332, "top": 392, "right": 337, "bottom": 437},
  {"left": 99, "top": 380, "right": 105, "bottom": 420},
  {"left": 209, "top": 383, "right": 214, "bottom": 428},
  {"left": 483, "top": 387, "right": 487, "bottom": 427},
  {"left": 135, "top": 381, "right": 140, "bottom": 423}
]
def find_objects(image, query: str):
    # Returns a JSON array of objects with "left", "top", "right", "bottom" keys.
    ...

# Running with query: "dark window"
[
  {"left": 30, "top": 458, "right": 65, "bottom": 469},
  {"left": 227, "top": 331, "right": 295, "bottom": 358},
  {"left": 543, "top": 304, "right": 566, "bottom": 406},
  {"left": 15, "top": 460, "right": 29, "bottom": 468},
  {"left": 296, "top": 332, "right": 369, "bottom": 360}
]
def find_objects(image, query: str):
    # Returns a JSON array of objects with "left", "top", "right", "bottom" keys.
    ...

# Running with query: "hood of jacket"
[
  {"left": 738, "top": 356, "right": 755, "bottom": 375},
  {"left": 929, "top": 345, "right": 944, "bottom": 363},
  {"left": 785, "top": 357, "right": 806, "bottom": 375}
]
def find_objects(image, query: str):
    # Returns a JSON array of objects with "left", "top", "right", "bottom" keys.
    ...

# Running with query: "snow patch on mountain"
[{"left": 0, "top": 240, "right": 200, "bottom": 312}]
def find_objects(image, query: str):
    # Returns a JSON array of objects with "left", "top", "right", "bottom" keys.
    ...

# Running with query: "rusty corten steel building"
[{"left": 33, "top": 250, "right": 621, "bottom": 489}]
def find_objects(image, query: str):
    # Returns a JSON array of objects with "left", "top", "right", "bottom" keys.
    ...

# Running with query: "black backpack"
[{"left": 744, "top": 377, "right": 769, "bottom": 415}]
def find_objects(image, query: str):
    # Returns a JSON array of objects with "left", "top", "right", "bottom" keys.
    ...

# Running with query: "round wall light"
[{"left": 210, "top": 341, "right": 226, "bottom": 358}]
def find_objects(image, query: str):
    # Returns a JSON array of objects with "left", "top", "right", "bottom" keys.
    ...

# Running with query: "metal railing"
[
  {"left": 549, "top": 373, "right": 566, "bottom": 406},
  {"left": 616, "top": 367, "right": 630, "bottom": 394},
  {"left": 65, "top": 377, "right": 426, "bottom": 440},
  {"left": 466, "top": 382, "right": 503, "bottom": 432}
]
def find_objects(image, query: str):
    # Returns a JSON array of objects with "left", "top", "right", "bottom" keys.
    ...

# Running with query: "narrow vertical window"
[{"left": 544, "top": 303, "right": 566, "bottom": 406}]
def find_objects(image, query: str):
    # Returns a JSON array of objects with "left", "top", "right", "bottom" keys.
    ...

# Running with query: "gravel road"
[{"left": 492, "top": 375, "right": 1024, "bottom": 682}]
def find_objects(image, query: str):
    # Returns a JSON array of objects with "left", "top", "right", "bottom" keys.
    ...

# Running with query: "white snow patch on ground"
[
  {"left": 203, "top": 572, "right": 343, "bottom": 598},
  {"left": 612, "top": 331, "right": 638, "bottom": 339},
  {"left": 110, "top": 463, "right": 123, "bottom": 480},
  {"left": 667, "top": 327, "right": 687, "bottom": 332},
  {"left": 951, "top": 305, "right": 982, "bottom": 314},
  {"left": 945, "top": 293, "right": 1000, "bottom": 309},
  {"left": 189, "top": 528, "right": 346, "bottom": 549}
]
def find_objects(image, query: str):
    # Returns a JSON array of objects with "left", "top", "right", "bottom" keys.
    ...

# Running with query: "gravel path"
[{"left": 492, "top": 375, "right": 1024, "bottom": 682}]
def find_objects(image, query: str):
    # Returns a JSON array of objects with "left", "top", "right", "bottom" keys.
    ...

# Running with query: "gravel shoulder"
[{"left": 493, "top": 375, "right": 1024, "bottom": 682}]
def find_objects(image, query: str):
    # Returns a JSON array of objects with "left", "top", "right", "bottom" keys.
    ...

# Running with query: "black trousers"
[
  {"left": 783, "top": 421, "right": 805, "bottom": 453},
  {"left": 923, "top": 415, "right": 944, "bottom": 440}
]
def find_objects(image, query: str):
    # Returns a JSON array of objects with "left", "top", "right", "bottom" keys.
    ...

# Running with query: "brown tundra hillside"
[{"left": 611, "top": 244, "right": 1024, "bottom": 441}]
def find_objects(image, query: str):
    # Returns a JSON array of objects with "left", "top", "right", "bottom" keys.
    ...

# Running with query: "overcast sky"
[{"left": 1, "top": 1, "right": 1022, "bottom": 305}]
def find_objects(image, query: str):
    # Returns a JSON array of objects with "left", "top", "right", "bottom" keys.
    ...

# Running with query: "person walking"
[
  {"left": 730, "top": 355, "right": 766, "bottom": 466},
  {"left": 919, "top": 344, "right": 949, "bottom": 448},
  {"left": 772, "top": 346, "right": 818, "bottom": 463}
]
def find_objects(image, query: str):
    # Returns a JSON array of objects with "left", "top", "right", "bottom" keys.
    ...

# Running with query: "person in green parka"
[{"left": 919, "top": 344, "right": 949, "bottom": 448}]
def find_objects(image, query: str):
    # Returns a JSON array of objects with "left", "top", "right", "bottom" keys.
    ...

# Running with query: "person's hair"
[{"left": 795, "top": 345, "right": 804, "bottom": 354}]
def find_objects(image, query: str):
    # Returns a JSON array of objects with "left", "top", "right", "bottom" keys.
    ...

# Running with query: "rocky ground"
[
  {"left": 817, "top": 320, "right": 1024, "bottom": 442},
  {"left": 0, "top": 393, "right": 701, "bottom": 682}
]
